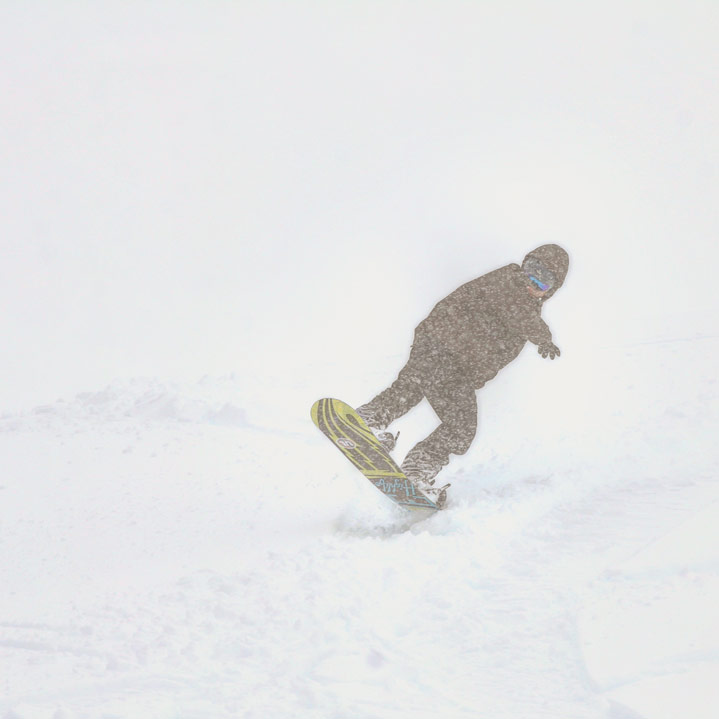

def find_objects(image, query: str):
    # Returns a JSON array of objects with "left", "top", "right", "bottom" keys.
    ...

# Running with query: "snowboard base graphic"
[{"left": 311, "top": 398, "right": 441, "bottom": 510}]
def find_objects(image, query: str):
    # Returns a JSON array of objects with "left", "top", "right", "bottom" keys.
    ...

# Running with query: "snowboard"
[{"left": 311, "top": 398, "right": 442, "bottom": 510}]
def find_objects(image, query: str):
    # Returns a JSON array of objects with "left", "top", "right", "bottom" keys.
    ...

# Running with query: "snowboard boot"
[
  {"left": 356, "top": 406, "right": 399, "bottom": 453},
  {"left": 401, "top": 447, "right": 450, "bottom": 507},
  {"left": 423, "top": 483, "right": 450, "bottom": 509},
  {"left": 375, "top": 430, "right": 399, "bottom": 453}
]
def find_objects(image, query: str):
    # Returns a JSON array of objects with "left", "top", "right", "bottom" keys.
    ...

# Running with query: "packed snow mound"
[{"left": 1, "top": 377, "right": 251, "bottom": 430}]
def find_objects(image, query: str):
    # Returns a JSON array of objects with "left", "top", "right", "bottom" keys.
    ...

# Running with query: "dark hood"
[{"left": 521, "top": 244, "right": 569, "bottom": 301}]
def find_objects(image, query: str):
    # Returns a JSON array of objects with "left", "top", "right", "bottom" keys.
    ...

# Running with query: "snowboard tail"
[{"left": 311, "top": 398, "right": 439, "bottom": 510}]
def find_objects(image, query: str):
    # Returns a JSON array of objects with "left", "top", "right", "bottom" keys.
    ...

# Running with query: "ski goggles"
[
  {"left": 523, "top": 257, "right": 556, "bottom": 292},
  {"left": 528, "top": 274, "right": 551, "bottom": 291}
]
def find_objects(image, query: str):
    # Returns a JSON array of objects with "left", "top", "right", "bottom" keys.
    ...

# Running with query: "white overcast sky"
[{"left": 1, "top": 1, "right": 717, "bottom": 409}]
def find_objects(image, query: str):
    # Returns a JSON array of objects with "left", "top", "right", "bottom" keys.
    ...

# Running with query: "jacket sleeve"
[
  {"left": 500, "top": 294, "right": 553, "bottom": 346},
  {"left": 518, "top": 312, "right": 552, "bottom": 346}
]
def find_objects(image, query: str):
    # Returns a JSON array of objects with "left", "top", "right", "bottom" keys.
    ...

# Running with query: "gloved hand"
[{"left": 538, "top": 342, "right": 560, "bottom": 359}]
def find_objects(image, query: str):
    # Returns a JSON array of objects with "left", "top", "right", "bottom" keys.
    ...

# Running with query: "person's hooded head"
[{"left": 521, "top": 244, "right": 569, "bottom": 301}]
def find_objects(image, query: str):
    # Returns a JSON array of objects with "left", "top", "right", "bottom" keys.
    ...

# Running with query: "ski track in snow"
[{"left": 0, "top": 340, "right": 717, "bottom": 719}]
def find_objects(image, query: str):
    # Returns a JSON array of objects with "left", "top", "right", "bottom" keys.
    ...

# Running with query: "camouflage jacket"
[{"left": 412, "top": 244, "right": 569, "bottom": 388}]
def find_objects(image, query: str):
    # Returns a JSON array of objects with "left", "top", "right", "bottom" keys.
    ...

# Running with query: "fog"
[
  {"left": 1, "top": 1, "right": 717, "bottom": 410},
  {"left": 2, "top": 5, "right": 718, "bottom": 716}
]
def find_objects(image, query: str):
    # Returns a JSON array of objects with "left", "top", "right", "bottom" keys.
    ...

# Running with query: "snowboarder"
[{"left": 357, "top": 244, "right": 569, "bottom": 499}]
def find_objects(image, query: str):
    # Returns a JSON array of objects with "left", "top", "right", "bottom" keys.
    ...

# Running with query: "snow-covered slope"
[
  {"left": 1, "top": 334, "right": 716, "bottom": 718},
  {"left": 579, "top": 500, "right": 719, "bottom": 719},
  {"left": 2, "top": 3, "right": 718, "bottom": 717}
]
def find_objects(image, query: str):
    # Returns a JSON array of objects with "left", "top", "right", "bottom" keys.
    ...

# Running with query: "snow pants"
[{"left": 357, "top": 341, "right": 478, "bottom": 479}]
